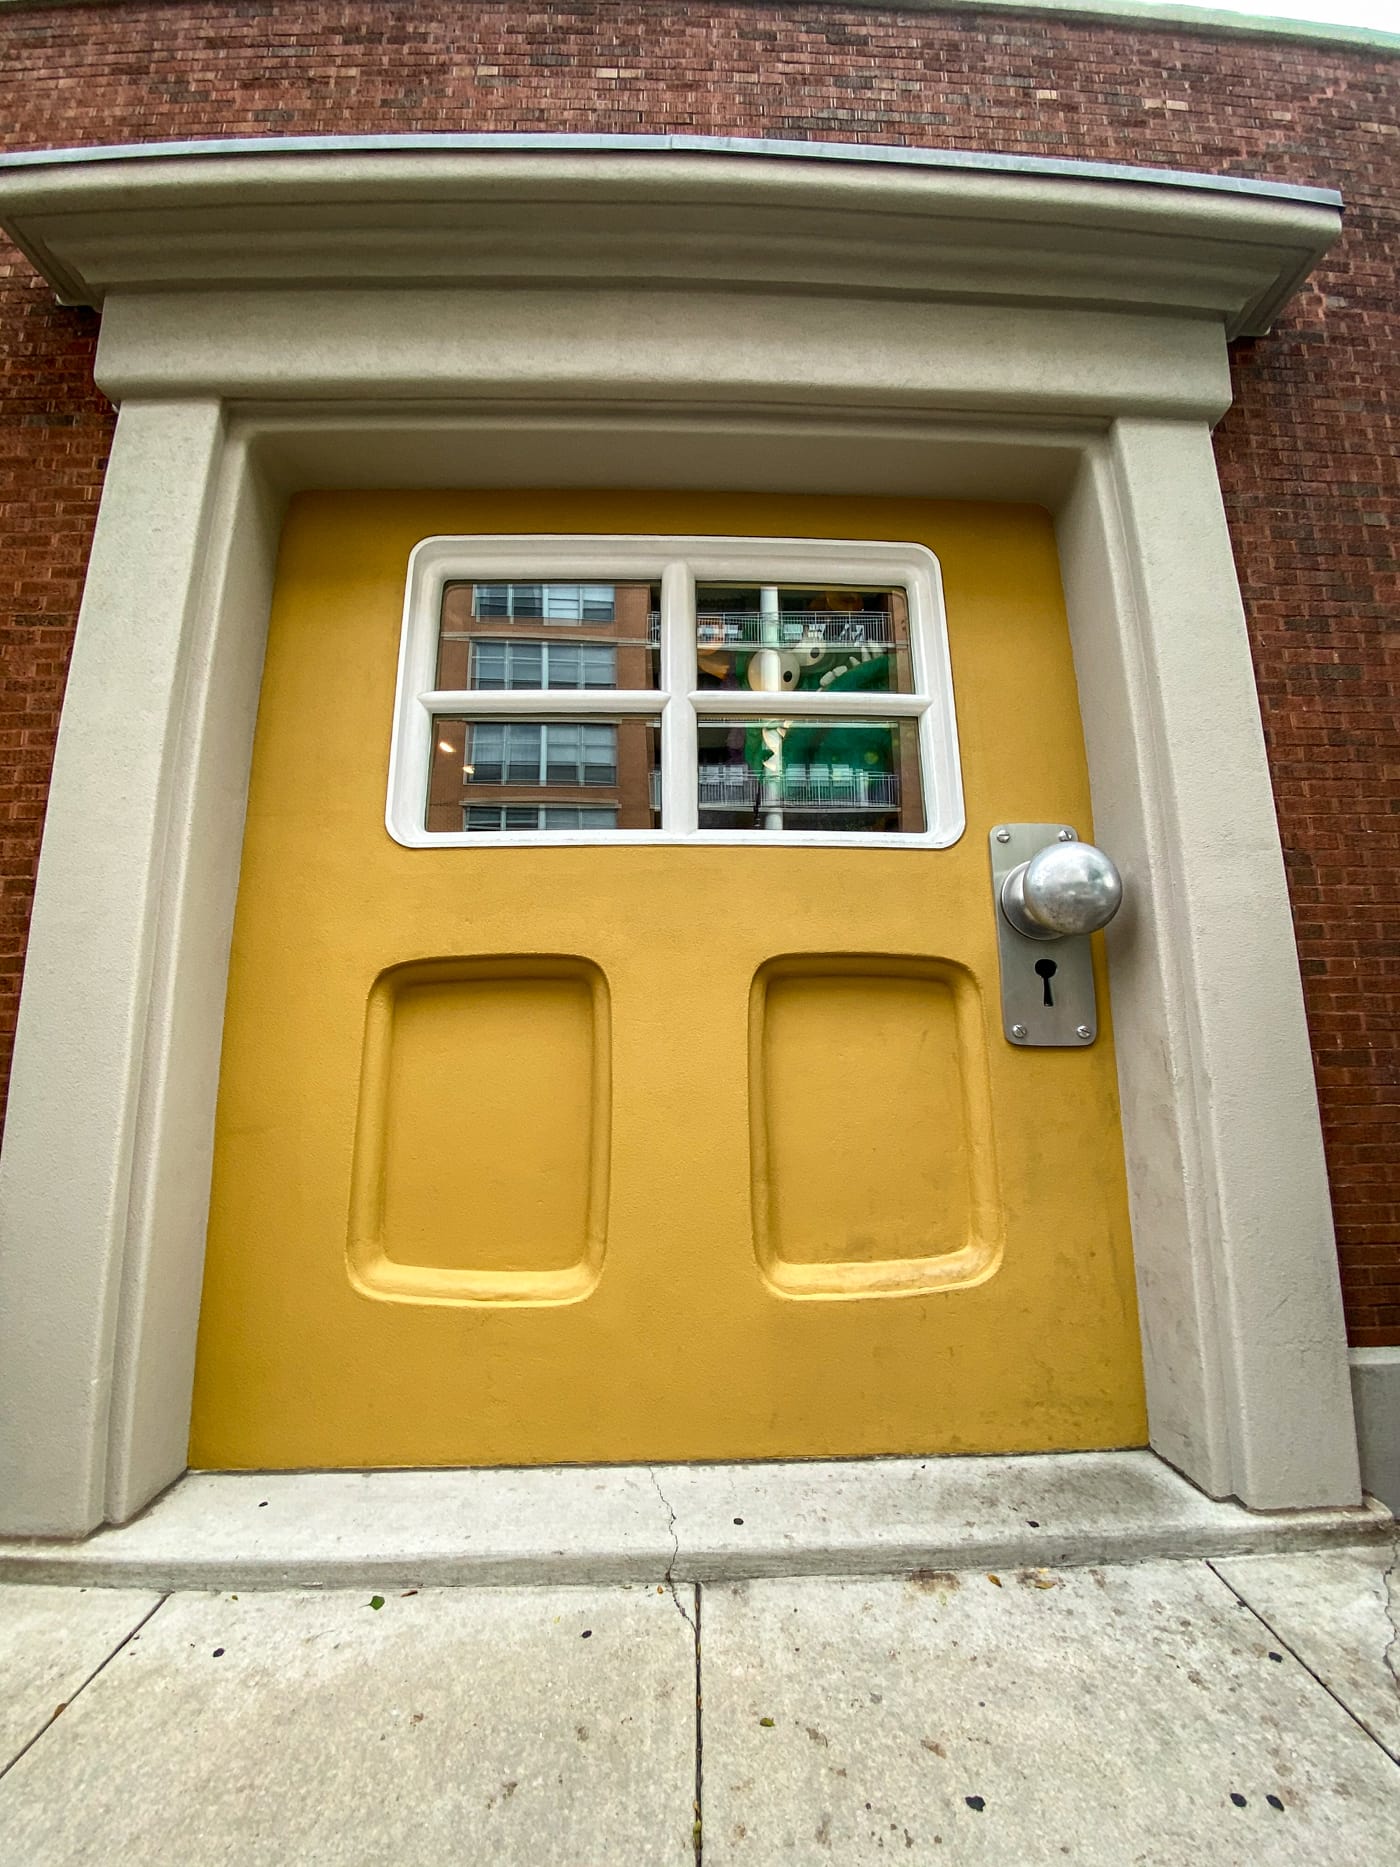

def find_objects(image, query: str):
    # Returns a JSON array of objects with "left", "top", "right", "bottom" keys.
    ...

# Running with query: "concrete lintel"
[{"left": 92, "top": 291, "right": 1235, "bottom": 422}]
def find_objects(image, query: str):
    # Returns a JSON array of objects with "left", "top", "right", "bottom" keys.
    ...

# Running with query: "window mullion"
[
  {"left": 660, "top": 559, "right": 698, "bottom": 834},
  {"left": 689, "top": 691, "right": 929, "bottom": 720},
  {"left": 419, "top": 689, "right": 655, "bottom": 717}
]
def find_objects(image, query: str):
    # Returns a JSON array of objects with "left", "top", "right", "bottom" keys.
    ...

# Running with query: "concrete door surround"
[{"left": 0, "top": 136, "right": 1360, "bottom": 1535}]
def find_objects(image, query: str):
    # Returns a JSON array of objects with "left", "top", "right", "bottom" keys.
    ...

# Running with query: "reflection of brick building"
[{"left": 426, "top": 580, "right": 659, "bottom": 831}]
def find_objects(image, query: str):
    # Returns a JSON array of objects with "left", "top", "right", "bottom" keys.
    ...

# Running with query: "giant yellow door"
[{"left": 189, "top": 491, "right": 1146, "bottom": 1469}]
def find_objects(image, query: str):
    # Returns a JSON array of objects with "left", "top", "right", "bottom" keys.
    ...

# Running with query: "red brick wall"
[{"left": 1, "top": 1, "right": 1396, "bottom": 1340}]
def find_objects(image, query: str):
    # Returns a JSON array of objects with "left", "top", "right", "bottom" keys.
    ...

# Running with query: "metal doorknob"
[{"left": 1000, "top": 840, "right": 1123, "bottom": 940}]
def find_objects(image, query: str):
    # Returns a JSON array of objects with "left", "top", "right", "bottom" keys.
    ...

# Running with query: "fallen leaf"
[
  {"left": 987, "top": 1574, "right": 1002, "bottom": 1587},
  {"left": 759, "top": 1716, "right": 776, "bottom": 1728},
  {"left": 369, "top": 1596, "right": 385, "bottom": 1610}
]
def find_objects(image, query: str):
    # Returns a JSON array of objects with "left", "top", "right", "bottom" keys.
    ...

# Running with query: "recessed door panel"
[
  {"left": 752, "top": 958, "right": 998, "bottom": 1297},
  {"left": 348, "top": 958, "right": 609, "bottom": 1305}
]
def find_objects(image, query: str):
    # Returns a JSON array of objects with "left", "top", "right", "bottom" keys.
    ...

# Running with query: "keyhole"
[{"left": 1034, "top": 957, "right": 1058, "bottom": 1007}]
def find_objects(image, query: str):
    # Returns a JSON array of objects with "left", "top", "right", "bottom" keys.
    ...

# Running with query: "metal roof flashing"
[{"left": 0, "top": 131, "right": 1345, "bottom": 206}]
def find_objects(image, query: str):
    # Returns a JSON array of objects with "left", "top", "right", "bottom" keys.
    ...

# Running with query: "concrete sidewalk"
[{"left": 1, "top": 1541, "right": 1397, "bottom": 1864}]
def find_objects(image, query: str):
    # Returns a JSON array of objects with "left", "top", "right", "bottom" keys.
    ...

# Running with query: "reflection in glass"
[
  {"left": 696, "top": 717, "right": 924, "bottom": 835},
  {"left": 473, "top": 582, "right": 617, "bottom": 623},
  {"left": 692, "top": 584, "right": 914, "bottom": 697},
  {"left": 428, "top": 716, "right": 661, "bottom": 832},
  {"left": 465, "top": 805, "right": 620, "bottom": 832},
  {"left": 438, "top": 580, "right": 660, "bottom": 689}
]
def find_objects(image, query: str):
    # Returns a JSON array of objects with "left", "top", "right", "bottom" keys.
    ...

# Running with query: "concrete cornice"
[{"left": 0, "top": 136, "right": 1343, "bottom": 340}]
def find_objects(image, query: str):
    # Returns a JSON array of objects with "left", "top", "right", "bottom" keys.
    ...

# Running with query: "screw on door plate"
[{"left": 989, "top": 825, "right": 1103, "bottom": 1049}]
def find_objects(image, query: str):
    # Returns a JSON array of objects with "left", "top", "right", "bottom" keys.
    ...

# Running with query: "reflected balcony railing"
[
  {"left": 697, "top": 765, "right": 900, "bottom": 810},
  {"left": 649, "top": 611, "right": 895, "bottom": 648}
]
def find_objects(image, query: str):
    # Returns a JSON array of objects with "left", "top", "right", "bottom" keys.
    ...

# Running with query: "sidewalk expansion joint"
[
  {"left": 0, "top": 1593, "right": 169, "bottom": 1785},
  {"left": 692, "top": 1582, "right": 704, "bottom": 1863},
  {"left": 1206, "top": 1558, "right": 1400, "bottom": 1768}
]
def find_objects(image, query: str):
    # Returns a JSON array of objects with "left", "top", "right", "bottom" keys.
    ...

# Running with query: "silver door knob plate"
[{"left": 1000, "top": 840, "right": 1123, "bottom": 941}]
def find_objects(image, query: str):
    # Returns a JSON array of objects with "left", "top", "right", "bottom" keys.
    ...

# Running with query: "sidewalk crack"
[
  {"left": 1379, "top": 1540, "right": 1400, "bottom": 1699},
  {"left": 648, "top": 1465, "right": 696, "bottom": 1636},
  {"left": 646, "top": 1468, "right": 702, "bottom": 1860}
]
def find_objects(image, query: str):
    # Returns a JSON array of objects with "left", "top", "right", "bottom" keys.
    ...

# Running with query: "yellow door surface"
[{"left": 189, "top": 491, "right": 1146, "bottom": 1469}]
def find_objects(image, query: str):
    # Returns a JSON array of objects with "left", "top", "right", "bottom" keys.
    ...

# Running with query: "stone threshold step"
[{"left": 0, "top": 1450, "right": 1388, "bottom": 1591}]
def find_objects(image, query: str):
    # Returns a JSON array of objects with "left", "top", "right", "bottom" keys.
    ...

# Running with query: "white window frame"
[{"left": 387, "top": 535, "right": 964, "bottom": 849}]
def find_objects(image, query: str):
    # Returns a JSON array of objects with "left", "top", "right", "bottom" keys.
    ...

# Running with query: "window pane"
[
  {"left": 474, "top": 584, "right": 511, "bottom": 619},
  {"left": 695, "top": 716, "right": 925, "bottom": 835},
  {"left": 428, "top": 716, "right": 660, "bottom": 831},
  {"left": 542, "top": 582, "right": 615, "bottom": 622},
  {"left": 471, "top": 641, "right": 508, "bottom": 690},
  {"left": 468, "top": 721, "right": 506, "bottom": 785},
  {"left": 464, "top": 639, "right": 621, "bottom": 690},
  {"left": 581, "top": 645, "right": 617, "bottom": 688},
  {"left": 543, "top": 806, "right": 620, "bottom": 829},
  {"left": 438, "top": 580, "right": 660, "bottom": 688},
  {"left": 511, "top": 642, "right": 546, "bottom": 688},
  {"left": 693, "top": 583, "right": 915, "bottom": 696},
  {"left": 548, "top": 643, "right": 581, "bottom": 686}
]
